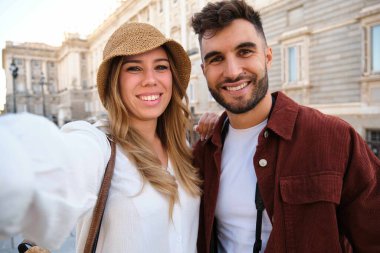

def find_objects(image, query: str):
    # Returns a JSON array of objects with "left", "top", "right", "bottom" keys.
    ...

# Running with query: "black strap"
[
  {"left": 253, "top": 183, "right": 265, "bottom": 253},
  {"left": 218, "top": 118, "right": 266, "bottom": 253}
]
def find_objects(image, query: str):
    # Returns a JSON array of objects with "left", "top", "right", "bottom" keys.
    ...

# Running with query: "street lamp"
[
  {"left": 9, "top": 59, "right": 18, "bottom": 113},
  {"left": 39, "top": 72, "right": 47, "bottom": 117}
]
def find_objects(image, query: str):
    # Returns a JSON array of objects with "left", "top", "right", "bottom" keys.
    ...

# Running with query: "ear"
[
  {"left": 265, "top": 47, "right": 273, "bottom": 69},
  {"left": 201, "top": 63, "right": 205, "bottom": 75}
]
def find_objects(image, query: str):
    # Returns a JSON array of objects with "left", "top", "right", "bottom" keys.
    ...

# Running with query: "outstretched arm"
[{"left": 0, "top": 113, "right": 110, "bottom": 249}]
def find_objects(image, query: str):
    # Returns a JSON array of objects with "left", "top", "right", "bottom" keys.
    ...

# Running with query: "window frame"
[
  {"left": 187, "top": 78, "right": 198, "bottom": 104},
  {"left": 369, "top": 23, "right": 380, "bottom": 74},
  {"left": 366, "top": 128, "right": 380, "bottom": 158},
  {"left": 280, "top": 30, "right": 310, "bottom": 88}
]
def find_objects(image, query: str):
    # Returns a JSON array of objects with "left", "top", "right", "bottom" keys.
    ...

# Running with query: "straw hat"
[{"left": 97, "top": 22, "right": 191, "bottom": 107}]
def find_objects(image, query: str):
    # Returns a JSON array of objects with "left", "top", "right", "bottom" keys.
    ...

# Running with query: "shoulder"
[
  {"left": 297, "top": 105, "right": 352, "bottom": 136},
  {"left": 61, "top": 120, "right": 109, "bottom": 143}
]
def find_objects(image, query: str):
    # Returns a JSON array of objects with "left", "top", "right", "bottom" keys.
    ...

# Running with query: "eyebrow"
[
  {"left": 203, "top": 41, "right": 258, "bottom": 62},
  {"left": 203, "top": 51, "right": 221, "bottom": 63},
  {"left": 123, "top": 58, "right": 169, "bottom": 64},
  {"left": 236, "top": 42, "right": 257, "bottom": 50}
]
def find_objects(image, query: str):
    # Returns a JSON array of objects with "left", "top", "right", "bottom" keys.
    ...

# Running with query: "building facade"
[{"left": 2, "top": 0, "right": 380, "bottom": 156}]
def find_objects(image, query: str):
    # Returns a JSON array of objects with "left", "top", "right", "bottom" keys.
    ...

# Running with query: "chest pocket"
[
  {"left": 278, "top": 172, "right": 344, "bottom": 252},
  {"left": 280, "top": 172, "right": 342, "bottom": 205}
]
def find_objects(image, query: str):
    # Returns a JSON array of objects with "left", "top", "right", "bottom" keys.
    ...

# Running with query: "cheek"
[
  {"left": 161, "top": 73, "right": 173, "bottom": 91},
  {"left": 119, "top": 73, "right": 138, "bottom": 94},
  {"left": 204, "top": 66, "right": 220, "bottom": 85},
  {"left": 118, "top": 77, "right": 136, "bottom": 108}
]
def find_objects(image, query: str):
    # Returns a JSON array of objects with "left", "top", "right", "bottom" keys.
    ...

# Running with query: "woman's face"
[{"left": 118, "top": 47, "right": 173, "bottom": 126}]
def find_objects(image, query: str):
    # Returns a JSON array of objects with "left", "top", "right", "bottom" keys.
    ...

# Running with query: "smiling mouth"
[
  {"left": 224, "top": 82, "right": 249, "bottom": 91},
  {"left": 138, "top": 94, "right": 161, "bottom": 101}
]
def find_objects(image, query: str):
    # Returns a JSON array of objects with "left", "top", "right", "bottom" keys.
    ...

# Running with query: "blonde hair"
[{"left": 104, "top": 46, "right": 202, "bottom": 217}]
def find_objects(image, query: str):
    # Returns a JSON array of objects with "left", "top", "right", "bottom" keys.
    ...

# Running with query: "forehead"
[
  {"left": 200, "top": 19, "right": 263, "bottom": 56},
  {"left": 124, "top": 46, "right": 168, "bottom": 61}
]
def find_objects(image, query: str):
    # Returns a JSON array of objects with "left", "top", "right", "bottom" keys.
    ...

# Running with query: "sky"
[{"left": 0, "top": 0, "right": 121, "bottom": 111}]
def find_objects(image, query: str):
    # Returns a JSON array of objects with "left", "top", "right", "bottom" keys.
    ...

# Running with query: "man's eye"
[
  {"left": 209, "top": 56, "right": 223, "bottom": 63},
  {"left": 239, "top": 49, "right": 253, "bottom": 56}
]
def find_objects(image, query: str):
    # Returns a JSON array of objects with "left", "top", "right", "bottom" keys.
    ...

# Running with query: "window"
[
  {"left": 283, "top": 42, "right": 306, "bottom": 85},
  {"left": 371, "top": 24, "right": 380, "bottom": 72},
  {"left": 358, "top": 5, "right": 380, "bottom": 105},
  {"left": 280, "top": 27, "right": 310, "bottom": 103},
  {"left": 16, "top": 82, "right": 26, "bottom": 92},
  {"left": 35, "top": 104, "right": 43, "bottom": 115},
  {"left": 288, "top": 46, "right": 299, "bottom": 82},
  {"left": 187, "top": 82, "right": 197, "bottom": 103},
  {"left": 18, "top": 104, "right": 27, "bottom": 113},
  {"left": 366, "top": 129, "right": 380, "bottom": 158},
  {"left": 159, "top": 0, "right": 163, "bottom": 13},
  {"left": 15, "top": 58, "right": 23, "bottom": 65},
  {"left": 82, "top": 80, "right": 88, "bottom": 89},
  {"left": 280, "top": 27, "right": 310, "bottom": 88},
  {"left": 81, "top": 52, "right": 86, "bottom": 60}
]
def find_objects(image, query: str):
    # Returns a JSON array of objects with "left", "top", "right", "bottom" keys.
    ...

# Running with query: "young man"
[{"left": 191, "top": 1, "right": 380, "bottom": 253}]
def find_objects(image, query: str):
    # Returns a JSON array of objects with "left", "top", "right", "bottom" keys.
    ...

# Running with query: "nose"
[
  {"left": 223, "top": 57, "right": 242, "bottom": 81},
  {"left": 142, "top": 68, "right": 157, "bottom": 87}
]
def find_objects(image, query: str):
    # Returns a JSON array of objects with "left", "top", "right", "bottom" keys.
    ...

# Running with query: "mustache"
[{"left": 219, "top": 73, "right": 257, "bottom": 86}]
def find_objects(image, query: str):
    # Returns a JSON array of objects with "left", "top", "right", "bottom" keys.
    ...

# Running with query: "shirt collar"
[
  {"left": 267, "top": 91, "right": 299, "bottom": 141},
  {"left": 210, "top": 91, "right": 299, "bottom": 145}
]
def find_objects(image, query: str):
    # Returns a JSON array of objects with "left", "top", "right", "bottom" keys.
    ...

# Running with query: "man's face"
[{"left": 200, "top": 19, "right": 272, "bottom": 114}]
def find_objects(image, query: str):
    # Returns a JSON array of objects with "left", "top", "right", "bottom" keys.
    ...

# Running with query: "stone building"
[
  {"left": 2, "top": 0, "right": 380, "bottom": 156},
  {"left": 1, "top": 0, "right": 380, "bottom": 251},
  {"left": 259, "top": 0, "right": 380, "bottom": 157}
]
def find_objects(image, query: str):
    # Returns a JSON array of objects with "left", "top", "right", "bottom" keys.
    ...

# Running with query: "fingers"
[{"left": 195, "top": 112, "right": 219, "bottom": 141}]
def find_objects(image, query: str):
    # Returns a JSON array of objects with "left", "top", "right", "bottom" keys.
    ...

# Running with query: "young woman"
[{"left": 0, "top": 22, "right": 211, "bottom": 253}]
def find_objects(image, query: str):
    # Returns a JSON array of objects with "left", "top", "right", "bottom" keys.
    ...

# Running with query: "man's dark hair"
[{"left": 191, "top": 0, "right": 267, "bottom": 44}]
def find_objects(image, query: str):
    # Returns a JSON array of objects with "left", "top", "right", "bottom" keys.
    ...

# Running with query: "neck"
[
  {"left": 227, "top": 92, "right": 272, "bottom": 129},
  {"left": 131, "top": 119, "right": 158, "bottom": 144}
]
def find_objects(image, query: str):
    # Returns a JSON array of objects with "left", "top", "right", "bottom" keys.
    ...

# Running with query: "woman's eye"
[
  {"left": 126, "top": 66, "right": 141, "bottom": 72},
  {"left": 156, "top": 65, "right": 169, "bottom": 71}
]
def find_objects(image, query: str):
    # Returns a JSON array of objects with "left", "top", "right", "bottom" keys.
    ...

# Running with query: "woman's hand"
[{"left": 193, "top": 112, "right": 220, "bottom": 141}]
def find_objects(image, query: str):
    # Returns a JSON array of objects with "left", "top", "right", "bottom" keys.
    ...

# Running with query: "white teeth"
[
  {"left": 140, "top": 95, "right": 160, "bottom": 101},
  {"left": 225, "top": 82, "right": 248, "bottom": 91}
]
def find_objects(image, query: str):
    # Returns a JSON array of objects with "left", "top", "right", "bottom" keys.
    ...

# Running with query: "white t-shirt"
[
  {"left": 0, "top": 113, "right": 199, "bottom": 253},
  {"left": 216, "top": 119, "right": 272, "bottom": 253}
]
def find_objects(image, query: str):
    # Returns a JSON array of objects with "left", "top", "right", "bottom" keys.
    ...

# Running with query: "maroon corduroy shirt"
[{"left": 193, "top": 92, "right": 380, "bottom": 253}]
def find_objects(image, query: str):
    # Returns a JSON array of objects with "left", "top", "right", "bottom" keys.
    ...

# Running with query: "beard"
[{"left": 208, "top": 68, "right": 269, "bottom": 114}]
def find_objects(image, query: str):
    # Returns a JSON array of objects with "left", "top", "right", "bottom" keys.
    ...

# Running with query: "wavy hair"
[
  {"left": 191, "top": 0, "right": 267, "bottom": 44},
  {"left": 103, "top": 46, "right": 202, "bottom": 217}
]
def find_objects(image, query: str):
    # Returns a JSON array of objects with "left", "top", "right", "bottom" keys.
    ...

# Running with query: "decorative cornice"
[
  {"left": 357, "top": 3, "right": 380, "bottom": 19},
  {"left": 279, "top": 26, "right": 311, "bottom": 42}
]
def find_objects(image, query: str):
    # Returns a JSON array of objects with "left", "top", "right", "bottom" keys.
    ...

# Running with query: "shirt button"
[
  {"left": 259, "top": 159, "right": 267, "bottom": 167},
  {"left": 264, "top": 130, "right": 269, "bottom": 138}
]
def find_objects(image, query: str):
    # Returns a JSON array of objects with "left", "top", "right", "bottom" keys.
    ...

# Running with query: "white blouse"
[{"left": 0, "top": 113, "right": 200, "bottom": 253}]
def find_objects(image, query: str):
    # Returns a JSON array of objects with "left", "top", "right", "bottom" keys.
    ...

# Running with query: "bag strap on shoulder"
[{"left": 84, "top": 138, "right": 117, "bottom": 253}]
